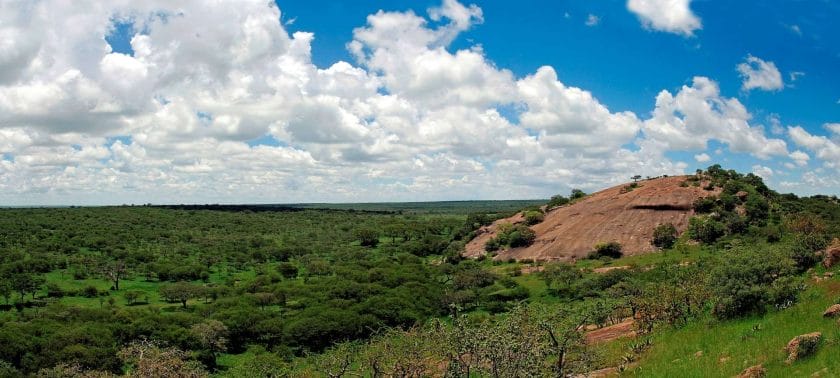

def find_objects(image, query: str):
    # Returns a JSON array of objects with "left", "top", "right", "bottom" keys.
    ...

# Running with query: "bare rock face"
[
  {"left": 822, "top": 239, "right": 840, "bottom": 268},
  {"left": 822, "top": 304, "right": 840, "bottom": 318},
  {"left": 736, "top": 364, "right": 766, "bottom": 378},
  {"left": 785, "top": 332, "right": 822, "bottom": 364},
  {"left": 464, "top": 176, "right": 719, "bottom": 261}
]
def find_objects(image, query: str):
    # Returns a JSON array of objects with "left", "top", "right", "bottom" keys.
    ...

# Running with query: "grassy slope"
[
  {"left": 625, "top": 277, "right": 840, "bottom": 377},
  {"left": 486, "top": 245, "right": 840, "bottom": 377}
]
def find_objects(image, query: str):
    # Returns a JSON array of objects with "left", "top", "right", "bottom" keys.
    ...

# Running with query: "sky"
[{"left": 0, "top": 0, "right": 838, "bottom": 205}]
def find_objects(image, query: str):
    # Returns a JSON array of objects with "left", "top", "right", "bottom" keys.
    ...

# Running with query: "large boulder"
[
  {"left": 736, "top": 364, "right": 766, "bottom": 378},
  {"left": 822, "top": 239, "right": 840, "bottom": 268},
  {"left": 784, "top": 332, "right": 822, "bottom": 363},
  {"left": 822, "top": 304, "right": 840, "bottom": 318}
]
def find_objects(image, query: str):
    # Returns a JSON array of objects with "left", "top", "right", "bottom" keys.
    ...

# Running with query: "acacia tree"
[
  {"left": 103, "top": 260, "right": 127, "bottom": 291},
  {"left": 159, "top": 281, "right": 201, "bottom": 308},
  {"left": 118, "top": 339, "right": 208, "bottom": 378}
]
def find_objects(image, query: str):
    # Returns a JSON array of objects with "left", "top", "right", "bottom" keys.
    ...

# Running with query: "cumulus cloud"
[
  {"left": 737, "top": 55, "right": 784, "bottom": 92},
  {"left": 0, "top": 0, "right": 829, "bottom": 204},
  {"left": 788, "top": 125, "right": 840, "bottom": 169},
  {"left": 627, "top": 0, "right": 701, "bottom": 37},
  {"left": 752, "top": 165, "right": 773, "bottom": 179},
  {"left": 789, "top": 150, "right": 810, "bottom": 167},
  {"left": 694, "top": 153, "right": 710, "bottom": 162},
  {"left": 585, "top": 14, "right": 600, "bottom": 27},
  {"left": 642, "top": 77, "right": 788, "bottom": 158}
]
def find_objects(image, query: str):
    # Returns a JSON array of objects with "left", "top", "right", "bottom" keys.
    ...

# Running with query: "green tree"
[
  {"left": 159, "top": 281, "right": 201, "bottom": 308},
  {"left": 652, "top": 223, "right": 678, "bottom": 249},
  {"left": 355, "top": 229, "right": 380, "bottom": 247},
  {"left": 591, "top": 242, "right": 622, "bottom": 259}
]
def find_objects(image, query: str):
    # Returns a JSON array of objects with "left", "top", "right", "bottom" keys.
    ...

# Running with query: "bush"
[
  {"left": 652, "top": 223, "right": 677, "bottom": 249},
  {"left": 570, "top": 189, "right": 586, "bottom": 200},
  {"left": 484, "top": 237, "right": 501, "bottom": 252},
  {"left": 547, "top": 195, "right": 569, "bottom": 208},
  {"left": 687, "top": 217, "right": 726, "bottom": 244},
  {"left": 82, "top": 285, "right": 99, "bottom": 298},
  {"left": 524, "top": 211, "right": 545, "bottom": 225},
  {"left": 692, "top": 197, "right": 716, "bottom": 213},
  {"left": 507, "top": 226, "right": 536, "bottom": 248},
  {"left": 710, "top": 248, "right": 798, "bottom": 319},
  {"left": 355, "top": 229, "right": 380, "bottom": 247},
  {"left": 590, "top": 242, "right": 622, "bottom": 259}
]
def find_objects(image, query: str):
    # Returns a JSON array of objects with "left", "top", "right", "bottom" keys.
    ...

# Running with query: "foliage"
[
  {"left": 524, "top": 210, "right": 545, "bottom": 225},
  {"left": 652, "top": 223, "right": 677, "bottom": 249},
  {"left": 485, "top": 223, "right": 537, "bottom": 251},
  {"left": 686, "top": 216, "right": 726, "bottom": 244},
  {"left": 590, "top": 242, "right": 623, "bottom": 259},
  {"left": 546, "top": 195, "right": 570, "bottom": 209}
]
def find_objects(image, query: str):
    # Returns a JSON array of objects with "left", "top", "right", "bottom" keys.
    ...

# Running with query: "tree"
[
  {"left": 124, "top": 290, "right": 144, "bottom": 305},
  {"left": 632, "top": 175, "right": 642, "bottom": 182},
  {"left": 355, "top": 229, "right": 380, "bottom": 247},
  {"left": 590, "top": 242, "right": 622, "bottom": 259},
  {"left": 547, "top": 195, "right": 570, "bottom": 208},
  {"left": 570, "top": 189, "right": 586, "bottom": 200},
  {"left": 159, "top": 281, "right": 201, "bottom": 308},
  {"left": 9, "top": 272, "right": 44, "bottom": 301},
  {"left": 687, "top": 216, "right": 725, "bottom": 244},
  {"left": 191, "top": 320, "right": 229, "bottom": 367},
  {"left": 652, "top": 223, "right": 678, "bottom": 249},
  {"left": 118, "top": 339, "right": 208, "bottom": 378},
  {"left": 102, "top": 260, "right": 127, "bottom": 291},
  {"left": 277, "top": 262, "right": 298, "bottom": 279},
  {"left": 541, "top": 263, "right": 582, "bottom": 297},
  {"left": 0, "top": 279, "right": 11, "bottom": 305}
]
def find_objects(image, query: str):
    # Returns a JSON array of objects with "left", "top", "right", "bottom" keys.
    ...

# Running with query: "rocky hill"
[{"left": 464, "top": 175, "right": 720, "bottom": 261}]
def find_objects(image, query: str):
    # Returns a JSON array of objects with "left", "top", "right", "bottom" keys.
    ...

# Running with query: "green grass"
[{"left": 624, "top": 278, "right": 840, "bottom": 377}]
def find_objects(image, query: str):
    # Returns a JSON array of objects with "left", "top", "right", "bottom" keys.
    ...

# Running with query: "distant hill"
[{"left": 464, "top": 175, "right": 720, "bottom": 261}]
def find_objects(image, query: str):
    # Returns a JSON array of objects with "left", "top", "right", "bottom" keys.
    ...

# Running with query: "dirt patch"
[
  {"left": 465, "top": 176, "right": 719, "bottom": 261},
  {"left": 584, "top": 318, "right": 636, "bottom": 344},
  {"left": 592, "top": 265, "right": 631, "bottom": 274}
]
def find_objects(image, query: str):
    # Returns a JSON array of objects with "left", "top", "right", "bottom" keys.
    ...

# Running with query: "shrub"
[
  {"left": 484, "top": 237, "right": 501, "bottom": 252},
  {"left": 687, "top": 217, "right": 726, "bottom": 244},
  {"left": 82, "top": 285, "right": 99, "bottom": 298},
  {"left": 547, "top": 195, "right": 570, "bottom": 208},
  {"left": 570, "top": 189, "right": 586, "bottom": 200},
  {"left": 590, "top": 242, "right": 622, "bottom": 259},
  {"left": 507, "top": 226, "right": 537, "bottom": 248},
  {"left": 524, "top": 211, "right": 545, "bottom": 225},
  {"left": 652, "top": 223, "right": 677, "bottom": 249},
  {"left": 692, "top": 197, "right": 716, "bottom": 213},
  {"left": 355, "top": 229, "right": 380, "bottom": 247}
]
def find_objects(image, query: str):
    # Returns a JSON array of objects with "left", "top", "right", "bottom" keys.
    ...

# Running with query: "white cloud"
[
  {"left": 788, "top": 71, "right": 805, "bottom": 82},
  {"left": 737, "top": 55, "right": 784, "bottom": 92},
  {"left": 627, "top": 0, "right": 701, "bottom": 37},
  {"left": 585, "top": 14, "right": 600, "bottom": 27},
  {"left": 642, "top": 76, "right": 788, "bottom": 158},
  {"left": 789, "top": 150, "right": 810, "bottom": 167},
  {"left": 694, "top": 153, "right": 710, "bottom": 162},
  {"left": 788, "top": 126, "right": 840, "bottom": 169},
  {"left": 825, "top": 123, "right": 840, "bottom": 136},
  {"left": 0, "top": 0, "right": 831, "bottom": 204},
  {"left": 752, "top": 165, "right": 773, "bottom": 179}
]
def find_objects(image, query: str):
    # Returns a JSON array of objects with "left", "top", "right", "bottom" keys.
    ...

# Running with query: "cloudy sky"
[{"left": 1, "top": 0, "right": 838, "bottom": 205}]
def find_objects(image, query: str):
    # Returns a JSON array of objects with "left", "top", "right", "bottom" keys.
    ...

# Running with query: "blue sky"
[{"left": 0, "top": 0, "right": 838, "bottom": 205}]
